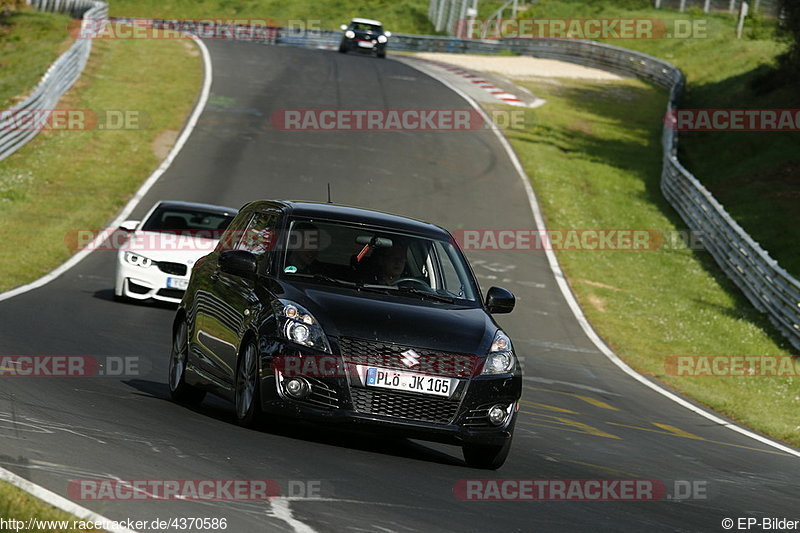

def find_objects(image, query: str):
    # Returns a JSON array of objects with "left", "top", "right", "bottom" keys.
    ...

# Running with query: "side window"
[
  {"left": 433, "top": 241, "right": 466, "bottom": 297},
  {"left": 216, "top": 212, "right": 251, "bottom": 252},
  {"left": 236, "top": 211, "right": 278, "bottom": 256}
]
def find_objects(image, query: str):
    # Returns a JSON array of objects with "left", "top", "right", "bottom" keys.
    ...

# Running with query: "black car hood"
[{"left": 277, "top": 281, "right": 496, "bottom": 355}]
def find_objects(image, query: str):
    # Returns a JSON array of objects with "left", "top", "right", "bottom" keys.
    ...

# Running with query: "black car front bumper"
[{"left": 258, "top": 344, "right": 521, "bottom": 447}]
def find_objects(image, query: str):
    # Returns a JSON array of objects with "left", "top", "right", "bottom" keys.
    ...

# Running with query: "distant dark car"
[
  {"left": 169, "top": 200, "right": 521, "bottom": 469},
  {"left": 338, "top": 18, "right": 390, "bottom": 58}
]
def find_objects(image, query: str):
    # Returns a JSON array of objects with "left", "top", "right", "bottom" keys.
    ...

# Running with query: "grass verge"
[
  {"left": 0, "top": 35, "right": 202, "bottom": 292},
  {"left": 490, "top": 72, "right": 799, "bottom": 447},
  {"left": 0, "top": 481, "right": 84, "bottom": 532},
  {"left": 479, "top": 0, "right": 800, "bottom": 277},
  {"left": 106, "top": 0, "right": 800, "bottom": 275},
  {"left": 0, "top": 7, "right": 73, "bottom": 107}
]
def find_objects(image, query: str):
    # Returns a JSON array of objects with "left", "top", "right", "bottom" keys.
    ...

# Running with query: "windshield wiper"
[{"left": 395, "top": 286, "right": 457, "bottom": 304}]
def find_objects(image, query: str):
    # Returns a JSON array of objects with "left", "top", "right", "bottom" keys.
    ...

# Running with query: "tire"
[
  {"left": 338, "top": 45, "right": 347, "bottom": 54},
  {"left": 168, "top": 318, "right": 206, "bottom": 405},
  {"left": 377, "top": 51, "right": 386, "bottom": 58},
  {"left": 462, "top": 437, "right": 512, "bottom": 470},
  {"left": 234, "top": 338, "right": 262, "bottom": 427}
]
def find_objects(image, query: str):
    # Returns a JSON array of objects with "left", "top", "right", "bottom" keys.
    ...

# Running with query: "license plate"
[
  {"left": 167, "top": 277, "right": 188, "bottom": 290},
  {"left": 365, "top": 367, "right": 454, "bottom": 397},
  {"left": 357, "top": 41, "right": 374, "bottom": 48}
]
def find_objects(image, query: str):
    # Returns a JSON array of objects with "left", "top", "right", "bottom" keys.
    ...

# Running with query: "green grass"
[
  {"left": 0, "top": 7, "right": 73, "bottom": 107},
  {"left": 479, "top": 0, "right": 800, "bottom": 277},
  {"left": 0, "top": 481, "right": 85, "bottom": 532},
  {"left": 107, "top": 0, "right": 437, "bottom": 34},
  {"left": 0, "top": 36, "right": 202, "bottom": 292},
  {"left": 106, "top": 0, "right": 800, "bottom": 275},
  {"left": 493, "top": 73, "right": 799, "bottom": 447}
]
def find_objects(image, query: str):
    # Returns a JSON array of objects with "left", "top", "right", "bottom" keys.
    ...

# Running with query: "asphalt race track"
[{"left": 0, "top": 42, "right": 798, "bottom": 532}]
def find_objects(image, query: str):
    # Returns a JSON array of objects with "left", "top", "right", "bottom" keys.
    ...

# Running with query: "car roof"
[
  {"left": 246, "top": 200, "right": 451, "bottom": 240},
  {"left": 350, "top": 18, "right": 383, "bottom": 27},
  {"left": 154, "top": 200, "right": 239, "bottom": 216}
]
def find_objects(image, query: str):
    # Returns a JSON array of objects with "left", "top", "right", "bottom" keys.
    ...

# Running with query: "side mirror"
[
  {"left": 219, "top": 250, "right": 258, "bottom": 278},
  {"left": 485, "top": 286, "right": 515, "bottom": 314},
  {"left": 384, "top": 31, "right": 391, "bottom": 37},
  {"left": 119, "top": 220, "right": 139, "bottom": 232},
  {"left": 340, "top": 24, "right": 348, "bottom": 31}
]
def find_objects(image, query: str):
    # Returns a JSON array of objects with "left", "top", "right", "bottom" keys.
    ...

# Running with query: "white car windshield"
[{"left": 142, "top": 206, "right": 235, "bottom": 235}]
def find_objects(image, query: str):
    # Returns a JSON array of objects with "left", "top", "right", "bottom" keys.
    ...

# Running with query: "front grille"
[
  {"left": 338, "top": 337, "right": 478, "bottom": 378},
  {"left": 157, "top": 261, "right": 188, "bottom": 276},
  {"left": 350, "top": 387, "right": 460, "bottom": 424},
  {"left": 157, "top": 288, "right": 184, "bottom": 299}
]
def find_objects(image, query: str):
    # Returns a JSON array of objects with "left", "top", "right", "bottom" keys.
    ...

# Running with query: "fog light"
[
  {"left": 285, "top": 377, "right": 310, "bottom": 399},
  {"left": 488, "top": 404, "right": 508, "bottom": 426}
]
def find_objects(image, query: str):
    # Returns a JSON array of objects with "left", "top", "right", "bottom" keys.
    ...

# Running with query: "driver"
[{"left": 370, "top": 241, "right": 407, "bottom": 285}]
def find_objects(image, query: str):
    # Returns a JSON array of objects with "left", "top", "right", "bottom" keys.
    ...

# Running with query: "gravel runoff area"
[{"left": 414, "top": 52, "right": 623, "bottom": 80}]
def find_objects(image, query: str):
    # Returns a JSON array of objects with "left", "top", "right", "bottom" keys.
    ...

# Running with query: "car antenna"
[{"left": 326, "top": 183, "right": 332, "bottom": 204}]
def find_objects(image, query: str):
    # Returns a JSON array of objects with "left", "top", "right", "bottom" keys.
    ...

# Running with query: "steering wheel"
[{"left": 394, "top": 277, "right": 432, "bottom": 290}]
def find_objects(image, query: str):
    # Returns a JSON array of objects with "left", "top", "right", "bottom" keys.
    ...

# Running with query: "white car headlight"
[
  {"left": 482, "top": 330, "right": 516, "bottom": 375},
  {"left": 124, "top": 251, "right": 153, "bottom": 268},
  {"left": 377, "top": 34, "right": 387, "bottom": 43},
  {"left": 345, "top": 30, "right": 355, "bottom": 39},
  {"left": 273, "top": 299, "right": 331, "bottom": 353}
]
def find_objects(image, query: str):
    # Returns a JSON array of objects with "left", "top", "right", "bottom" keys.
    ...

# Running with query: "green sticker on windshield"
[{"left": 284, "top": 265, "right": 298, "bottom": 273}]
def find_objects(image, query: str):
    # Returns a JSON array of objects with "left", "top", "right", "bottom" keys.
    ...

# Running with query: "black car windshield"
[
  {"left": 279, "top": 218, "right": 478, "bottom": 302},
  {"left": 141, "top": 206, "right": 235, "bottom": 235},
  {"left": 351, "top": 23, "right": 382, "bottom": 32}
]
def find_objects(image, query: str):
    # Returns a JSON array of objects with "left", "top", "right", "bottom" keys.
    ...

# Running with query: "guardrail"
[
  {"left": 242, "top": 27, "right": 800, "bottom": 350},
  {"left": 0, "top": 0, "right": 107, "bottom": 161},
  {"left": 7, "top": 12, "right": 799, "bottom": 350}
]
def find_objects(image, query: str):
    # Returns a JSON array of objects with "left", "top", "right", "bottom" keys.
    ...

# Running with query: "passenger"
[{"left": 286, "top": 222, "right": 323, "bottom": 274}]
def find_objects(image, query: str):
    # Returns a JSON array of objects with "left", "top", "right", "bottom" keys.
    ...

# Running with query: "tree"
[{"left": 779, "top": 0, "right": 800, "bottom": 79}]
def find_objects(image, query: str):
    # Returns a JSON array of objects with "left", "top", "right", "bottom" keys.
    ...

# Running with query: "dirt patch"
[
  {"left": 415, "top": 52, "right": 623, "bottom": 80},
  {"left": 182, "top": 40, "right": 200, "bottom": 57},
  {"left": 587, "top": 294, "right": 606, "bottom": 312},
  {"left": 575, "top": 278, "right": 626, "bottom": 292},
  {"left": 152, "top": 129, "right": 178, "bottom": 160}
]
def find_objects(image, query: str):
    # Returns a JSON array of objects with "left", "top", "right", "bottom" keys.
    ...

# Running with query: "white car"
[{"left": 114, "top": 201, "right": 238, "bottom": 304}]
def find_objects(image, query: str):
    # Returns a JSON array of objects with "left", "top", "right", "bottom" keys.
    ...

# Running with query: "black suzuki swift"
[{"left": 169, "top": 200, "right": 521, "bottom": 469}]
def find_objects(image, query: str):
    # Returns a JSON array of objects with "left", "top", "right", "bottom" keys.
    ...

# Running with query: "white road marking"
[
  {"left": 405, "top": 59, "right": 800, "bottom": 460},
  {"left": 0, "top": 34, "right": 215, "bottom": 528}
]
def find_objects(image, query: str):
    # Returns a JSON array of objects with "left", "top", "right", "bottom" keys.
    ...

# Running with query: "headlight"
[
  {"left": 272, "top": 299, "right": 331, "bottom": 353},
  {"left": 123, "top": 251, "right": 153, "bottom": 268},
  {"left": 482, "top": 330, "right": 515, "bottom": 375},
  {"left": 345, "top": 30, "right": 355, "bottom": 39},
  {"left": 377, "top": 34, "right": 387, "bottom": 43}
]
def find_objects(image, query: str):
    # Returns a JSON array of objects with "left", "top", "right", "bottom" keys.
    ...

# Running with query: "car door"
[{"left": 193, "top": 209, "right": 280, "bottom": 389}]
